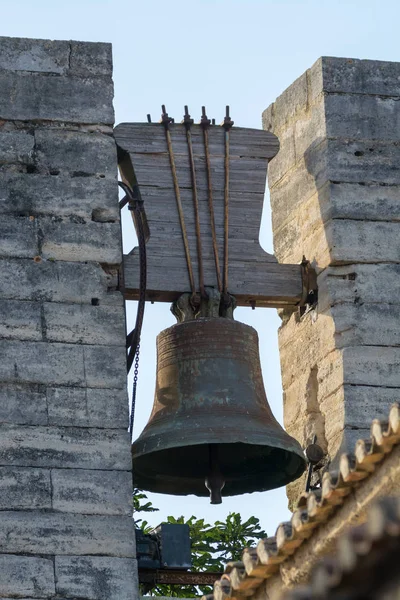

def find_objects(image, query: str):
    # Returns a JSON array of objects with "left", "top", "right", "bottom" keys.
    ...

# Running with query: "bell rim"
[{"left": 132, "top": 440, "right": 306, "bottom": 497}]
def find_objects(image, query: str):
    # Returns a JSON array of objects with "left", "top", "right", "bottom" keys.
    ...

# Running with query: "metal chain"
[{"left": 129, "top": 342, "right": 140, "bottom": 434}]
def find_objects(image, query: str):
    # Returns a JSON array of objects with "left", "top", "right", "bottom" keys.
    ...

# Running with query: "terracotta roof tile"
[
  {"left": 282, "top": 496, "right": 400, "bottom": 599},
  {"left": 203, "top": 403, "right": 400, "bottom": 600}
]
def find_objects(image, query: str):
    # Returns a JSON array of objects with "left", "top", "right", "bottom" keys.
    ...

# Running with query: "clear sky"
[{"left": 3, "top": 0, "right": 400, "bottom": 535}]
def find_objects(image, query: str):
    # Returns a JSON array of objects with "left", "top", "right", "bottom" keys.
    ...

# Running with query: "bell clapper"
[{"left": 205, "top": 444, "right": 225, "bottom": 504}]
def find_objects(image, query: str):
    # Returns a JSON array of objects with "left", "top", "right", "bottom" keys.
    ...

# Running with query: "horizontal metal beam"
[{"left": 138, "top": 569, "right": 222, "bottom": 586}]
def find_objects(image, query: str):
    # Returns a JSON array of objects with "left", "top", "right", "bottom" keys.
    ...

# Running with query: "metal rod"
[
  {"left": 201, "top": 106, "right": 222, "bottom": 292},
  {"left": 222, "top": 106, "right": 234, "bottom": 295},
  {"left": 161, "top": 105, "right": 196, "bottom": 296},
  {"left": 183, "top": 106, "right": 206, "bottom": 298}
]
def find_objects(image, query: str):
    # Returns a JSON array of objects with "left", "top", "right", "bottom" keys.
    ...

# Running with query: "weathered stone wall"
[
  {"left": 263, "top": 57, "right": 400, "bottom": 506},
  {"left": 0, "top": 37, "right": 138, "bottom": 599}
]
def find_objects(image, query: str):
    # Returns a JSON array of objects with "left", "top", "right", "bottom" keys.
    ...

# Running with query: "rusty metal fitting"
[
  {"left": 222, "top": 105, "right": 234, "bottom": 130},
  {"left": 160, "top": 104, "right": 173, "bottom": 129},
  {"left": 182, "top": 105, "right": 194, "bottom": 130},
  {"left": 299, "top": 256, "right": 318, "bottom": 308},
  {"left": 200, "top": 106, "right": 211, "bottom": 129}
]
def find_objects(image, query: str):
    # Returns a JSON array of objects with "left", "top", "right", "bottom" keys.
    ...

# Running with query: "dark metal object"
[
  {"left": 136, "top": 528, "right": 160, "bottom": 570},
  {"left": 183, "top": 106, "right": 206, "bottom": 299},
  {"left": 205, "top": 444, "right": 225, "bottom": 504},
  {"left": 132, "top": 317, "right": 306, "bottom": 501},
  {"left": 136, "top": 523, "right": 191, "bottom": 572},
  {"left": 119, "top": 182, "right": 147, "bottom": 434},
  {"left": 156, "top": 523, "right": 191, "bottom": 569},
  {"left": 299, "top": 256, "right": 318, "bottom": 315},
  {"left": 138, "top": 569, "right": 222, "bottom": 586},
  {"left": 119, "top": 181, "right": 147, "bottom": 381},
  {"left": 305, "top": 435, "right": 324, "bottom": 493},
  {"left": 305, "top": 442, "right": 324, "bottom": 464},
  {"left": 201, "top": 106, "right": 222, "bottom": 292}
]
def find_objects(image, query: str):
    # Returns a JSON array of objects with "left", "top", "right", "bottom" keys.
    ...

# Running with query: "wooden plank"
[
  {"left": 114, "top": 122, "right": 280, "bottom": 159},
  {"left": 123, "top": 253, "right": 303, "bottom": 307},
  {"left": 116, "top": 121, "right": 302, "bottom": 305}
]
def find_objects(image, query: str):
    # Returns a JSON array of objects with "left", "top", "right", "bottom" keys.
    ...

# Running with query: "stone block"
[
  {"left": 0, "top": 424, "right": 132, "bottom": 470},
  {"left": 318, "top": 263, "right": 400, "bottom": 311},
  {"left": 52, "top": 469, "right": 133, "bottom": 515},
  {"left": 0, "top": 512, "right": 136, "bottom": 557},
  {"left": 0, "top": 466, "right": 51, "bottom": 509},
  {"left": 0, "top": 71, "right": 114, "bottom": 124},
  {"left": 329, "top": 219, "right": 400, "bottom": 264},
  {"left": 325, "top": 93, "right": 400, "bottom": 141},
  {"left": 282, "top": 371, "right": 309, "bottom": 429},
  {"left": 0, "top": 554, "right": 55, "bottom": 598},
  {"left": 0, "top": 299, "right": 42, "bottom": 341},
  {"left": 328, "top": 181, "right": 400, "bottom": 222},
  {"left": 0, "top": 383, "right": 47, "bottom": 425},
  {"left": 279, "top": 310, "right": 336, "bottom": 389},
  {"left": 273, "top": 181, "right": 400, "bottom": 265},
  {"left": 317, "top": 347, "right": 400, "bottom": 400},
  {"left": 320, "top": 56, "right": 400, "bottom": 97},
  {"left": 55, "top": 556, "right": 138, "bottom": 600},
  {"left": 0, "top": 130, "right": 34, "bottom": 164},
  {"left": 69, "top": 41, "right": 113, "bottom": 77},
  {"left": 0, "top": 216, "right": 38, "bottom": 258},
  {"left": 47, "top": 386, "right": 128, "bottom": 428},
  {"left": 83, "top": 344, "right": 127, "bottom": 389},
  {"left": 0, "top": 258, "right": 122, "bottom": 305},
  {"left": 0, "top": 340, "right": 127, "bottom": 389},
  {"left": 324, "top": 138, "right": 400, "bottom": 185},
  {"left": 269, "top": 150, "right": 327, "bottom": 236},
  {"left": 35, "top": 129, "right": 117, "bottom": 178},
  {"left": 40, "top": 219, "right": 122, "bottom": 263},
  {"left": 273, "top": 210, "right": 332, "bottom": 266},
  {"left": 43, "top": 302, "right": 125, "bottom": 345},
  {"left": 294, "top": 101, "right": 326, "bottom": 161},
  {"left": 0, "top": 173, "right": 119, "bottom": 222},
  {"left": 266, "top": 126, "right": 296, "bottom": 187},
  {"left": 270, "top": 142, "right": 400, "bottom": 242},
  {"left": 342, "top": 346, "right": 400, "bottom": 388},
  {"left": 332, "top": 302, "right": 400, "bottom": 348},
  {"left": 0, "top": 339, "right": 85, "bottom": 386},
  {"left": 307, "top": 57, "right": 324, "bottom": 103},
  {"left": 0, "top": 36, "right": 69, "bottom": 74},
  {"left": 320, "top": 385, "right": 399, "bottom": 439},
  {"left": 266, "top": 71, "right": 308, "bottom": 133}
]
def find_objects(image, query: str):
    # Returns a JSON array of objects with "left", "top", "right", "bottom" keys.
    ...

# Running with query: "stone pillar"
[
  {"left": 263, "top": 57, "right": 400, "bottom": 506},
  {"left": 0, "top": 37, "right": 138, "bottom": 599}
]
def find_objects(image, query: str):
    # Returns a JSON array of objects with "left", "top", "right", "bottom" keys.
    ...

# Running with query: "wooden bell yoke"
[{"left": 114, "top": 107, "right": 314, "bottom": 309}]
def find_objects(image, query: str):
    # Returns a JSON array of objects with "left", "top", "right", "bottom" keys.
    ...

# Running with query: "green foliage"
[{"left": 134, "top": 490, "right": 267, "bottom": 597}]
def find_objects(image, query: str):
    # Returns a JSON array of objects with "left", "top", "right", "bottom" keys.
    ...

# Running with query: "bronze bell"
[{"left": 132, "top": 317, "right": 306, "bottom": 503}]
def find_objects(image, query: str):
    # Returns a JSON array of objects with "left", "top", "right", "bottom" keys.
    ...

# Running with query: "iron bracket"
[{"left": 299, "top": 256, "right": 318, "bottom": 315}]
